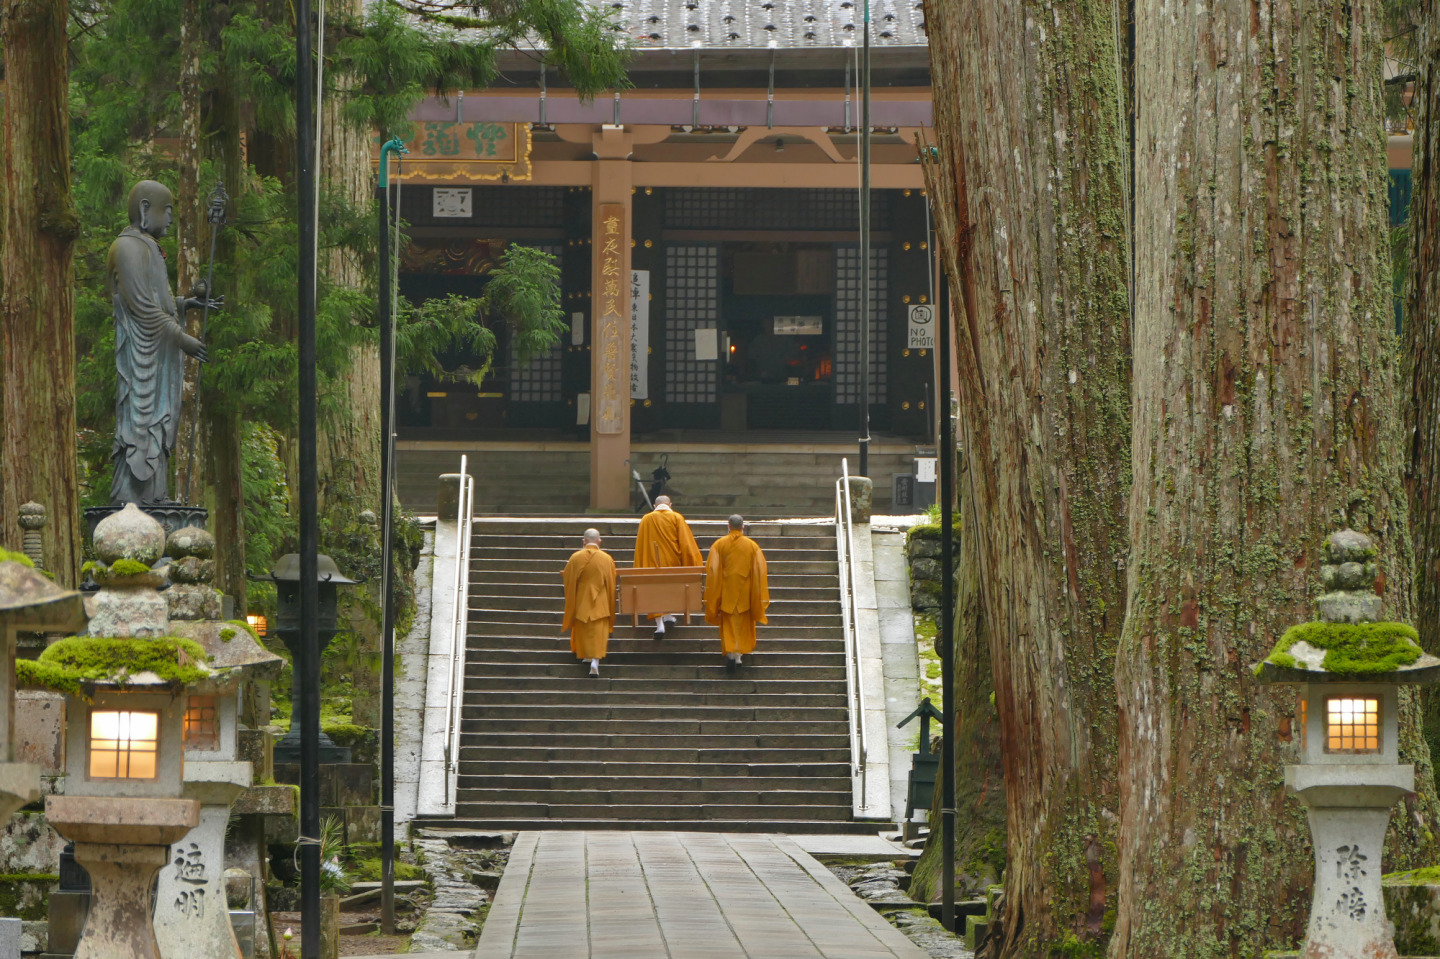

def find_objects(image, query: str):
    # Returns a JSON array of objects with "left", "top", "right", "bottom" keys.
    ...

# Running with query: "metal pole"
[
  {"left": 938, "top": 263, "right": 956, "bottom": 933},
  {"left": 858, "top": 0, "right": 872, "bottom": 477},
  {"left": 296, "top": 2, "right": 321, "bottom": 956},
  {"left": 377, "top": 137, "right": 405, "bottom": 936}
]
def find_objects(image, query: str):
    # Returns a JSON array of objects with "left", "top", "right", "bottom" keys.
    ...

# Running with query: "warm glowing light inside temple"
[
  {"left": 183, "top": 695, "right": 219, "bottom": 751},
  {"left": 246, "top": 613, "right": 267, "bottom": 636},
  {"left": 1326, "top": 697, "right": 1380, "bottom": 754},
  {"left": 1299, "top": 697, "right": 1307, "bottom": 750},
  {"left": 89, "top": 710, "right": 159, "bottom": 779}
]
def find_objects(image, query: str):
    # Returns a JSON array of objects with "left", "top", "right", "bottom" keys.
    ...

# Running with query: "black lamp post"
[{"left": 263, "top": 553, "right": 357, "bottom": 764}]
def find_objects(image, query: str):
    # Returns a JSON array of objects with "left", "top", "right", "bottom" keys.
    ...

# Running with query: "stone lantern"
[
  {"left": 1255, "top": 529, "right": 1440, "bottom": 959},
  {"left": 260, "top": 552, "right": 357, "bottom": 764},
  {"left": 0, "top": 554, "right": 86, "bottom": 821},
  {"left": 152, "top": 526, "right": 282, "bottom": 959},
  {"left": 38, "top": 505, "right": 208, "bottom": 959}
]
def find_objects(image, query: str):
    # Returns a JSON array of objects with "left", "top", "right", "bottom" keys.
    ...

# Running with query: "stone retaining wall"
[{"left": 906, "top": 524, "right": 960, "bottom": 612}]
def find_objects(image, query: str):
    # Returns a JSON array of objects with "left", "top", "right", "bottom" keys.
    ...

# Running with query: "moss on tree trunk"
[
  {"left": 1112, "top": 0, "right": 1440, "bottom": 952},
  {"left": 921, "top": 0, "right": 1132, "bottom": 951},
  {"left": 1, "top": 0, "right": 82, "bottom": 585}
]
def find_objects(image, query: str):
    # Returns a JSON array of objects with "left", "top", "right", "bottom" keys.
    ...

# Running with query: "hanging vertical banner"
[
  {"left": 630, "top": 270, "right": 650, "bottom": 400},
  {"left": 594, "top": 204, "right": 628, "bottom": 434}
]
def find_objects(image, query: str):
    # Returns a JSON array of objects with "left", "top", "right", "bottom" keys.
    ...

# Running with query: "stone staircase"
[{"left": 439, "top": 517, "right": 882, "bottom": 833}]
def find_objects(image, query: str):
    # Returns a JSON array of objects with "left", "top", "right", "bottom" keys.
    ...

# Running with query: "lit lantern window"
[
  {"left": 1326, "top": 697, "right": 1381, "bottom": 754},
  {"left": 183, "top": 695, "right": 219, "bottom": 751},
  {"left": 89, "top": 710, "right": 159, "bottom": 779},
  {"left": 246, "top": 613, "right": 267, "bottom": 637},
  {"left": 1299, "top": 697, "right": 1307, "bottom": 750}
]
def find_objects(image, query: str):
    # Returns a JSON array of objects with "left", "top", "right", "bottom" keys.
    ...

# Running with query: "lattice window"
[
  {"left": 184, "top": 695, "right": 220, "bottom": 751},
  {"left": 665, "top": 245, "right": 720, "bottom": 404},
  {"left": 508, "top": 243, "right": 566, "bottom": 402},
  {"left": 1326, "top": 697, "right": 1381, "bottom": 754},
  {"left": 663, "top": 188, "right": 891, "bottom": 232},
  {"left": 835, "top": 246, "right": 889, "bottom": 403},
  {"left": 89, "top": 710, "right": 159, "bottom": 779}
]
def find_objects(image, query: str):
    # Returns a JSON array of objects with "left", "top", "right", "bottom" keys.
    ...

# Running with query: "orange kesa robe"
[
  {"left": 704, "top": 530, "right": 770, "bottom": 654},
  {"left": 634, "top": 505, "right": 703, "bottom": 621},
  {"left": 561, "top": 544, "right": 617, "bottom": 660}
]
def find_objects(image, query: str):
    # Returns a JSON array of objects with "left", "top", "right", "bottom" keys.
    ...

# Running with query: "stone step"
[
  {"left": 467, "top": 621, "right": 842, "bottom": 638},
  {"left": 465, "top": 661, "right": 847, "bottom": 680},
  {"left": 468, "top": 572, "right": 841, "bottom": 590},
  {"left": 468, "top": 558, "right": 839, "bottom": 574},
  {"left": 461, "top": 704, "right": 847, "bottom": 724},
  {"left": 457, "top": 744, "right": 853, "bottom": 764},
  {"left": 469, "top": 542, "right": 838, "bottom": 558},
  {"left": 456, "top": 789, "right": 848, "bottom": 808},
  {"left": 468, "top": 520, "right": 837, "bottom": 536},
  {"left": 457, "top": 676, "right": 847, "bottom": 696},
  {"left": 465, "top": 689, "right": 846, "bottom": 707},
  {"left": 457, "top": 717, "right": 846, "bottom": 736},
  {"left": 467, "top": 594, "right": 841, "bottom": 614},
  {"left": 457, "top": 760, "right": 850, "bottom": 779},
  {"left": 462, "top": 650, "right": 844, "bottom": 668},
  {"left": 429, "top": 817, "right": 885, "bottom": 835},
  {"left": 464, "top": 637, "right": 843, "bottom": 655},
  {"left": 456, "top": 773, "right": 850, "bottom": 792},
  {"left": 447, "top": 801, "right": 857, "bottom": 821},
  {"left": 457, "top": 730, "right": 849, "bottom": 750}
]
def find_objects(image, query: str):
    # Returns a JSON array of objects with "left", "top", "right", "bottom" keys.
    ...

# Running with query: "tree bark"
[
  {"left": 173, "top": 0, "right": 207, "bottom": 508},
  {"left": 317, "top": 0, "right": 386, "bottom": 725},
  {"left": 1112, "top": 0, "right": 1440, "bottom": 951},
  {"left": 922, "top": 0, "right": 1132, "bottom": 950},
  {"left": 1, "top": 0, "right": 82, "bottom": 585},
  {"left": 1408, "top": 0, "right": 1440, "bottom": 763}
]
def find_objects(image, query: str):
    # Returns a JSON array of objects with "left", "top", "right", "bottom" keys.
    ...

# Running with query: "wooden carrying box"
[{"left": 616, "top": 567, "right": 705, "bottom": 628}]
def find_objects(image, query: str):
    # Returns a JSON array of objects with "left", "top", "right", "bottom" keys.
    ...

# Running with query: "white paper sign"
[
  {"left": 433, "top": 188, "right": 472, "bottom": 218},
  {"left": 915, "top": 457, "right": 937, "bottom": 483},
  {"left": 908, "top": 304, "right": 936, "bottom": 349},
  {"left": 576, "top": 392, "right": 591, "bottom": 426},
  {"left": 631, "top": 270, "right": 649, "bottom": 400},
  {"left": 694, "top": 328, "right": 718, "bottom": 361}
]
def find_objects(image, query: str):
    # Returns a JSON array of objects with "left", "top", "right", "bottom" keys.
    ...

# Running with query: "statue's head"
[{"left": 127, "top": 180, "right": 174, "bottom": 239}]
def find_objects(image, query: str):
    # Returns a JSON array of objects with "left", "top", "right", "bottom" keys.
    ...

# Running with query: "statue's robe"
[
  {"left": 704, "top": 530, "right": 770, "bottom": 655},
  {"left": 633, "top": 505, "right": 703, "bottom": 622},
  {"left": 108, "top": 227, "right": 187, "bottom": 506},
  {"left": 562, "top": 544, "right": 617, "bottom": 660}
]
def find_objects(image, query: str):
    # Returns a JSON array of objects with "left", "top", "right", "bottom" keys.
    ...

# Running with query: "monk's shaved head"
[
  {"left": 728, "top": 514, "right": 745, "bottom": 530},
  {"left": 583, "top": 528, "right": 602, "bottom": 544},
  {"left": 654, "top": 495, "right": 672, "bottom": 507}
]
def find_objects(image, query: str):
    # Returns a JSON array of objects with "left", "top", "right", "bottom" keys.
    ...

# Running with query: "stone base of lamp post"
[
  {"left": 1287, "top": 763, "right": 1412, "bottom": 959},
  {"left": 154, "top": 767, "right": 251, "bottom": 959},
  {"left": 45, "top": 796, "right": 200, "bottom": 959},
  {"left": 0, "top": 761, "right": 40, "bottom": 822}
]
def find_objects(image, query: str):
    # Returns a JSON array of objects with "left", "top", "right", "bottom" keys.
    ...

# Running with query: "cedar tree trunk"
[
  {"left": 1112, "top": 0, "right": 1440, "bottom": 952},
  {"left": 1, "top": 0, "right": 82, "bottom": 585},
  {"left": 922, "top": 0, "right": 1132, "bottom": 951}
]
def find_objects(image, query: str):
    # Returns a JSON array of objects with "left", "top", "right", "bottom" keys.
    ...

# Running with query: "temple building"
[{"left": 391, "top": 1, "right": 936, "bottom": 514}]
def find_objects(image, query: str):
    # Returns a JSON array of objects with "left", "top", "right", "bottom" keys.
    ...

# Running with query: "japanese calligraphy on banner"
[
  {"left": 390, "top": 122, "right": 534, "bottom": 182},
  {"left": 631, "top": 270, "right": 650, "bottom": 400},
  {"left": 594, "top": 204, "right": 628, "bottom": 434}
]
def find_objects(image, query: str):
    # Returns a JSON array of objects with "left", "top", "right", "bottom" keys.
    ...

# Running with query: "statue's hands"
[
  {"left": 182, "top": 296, "right": 223, "bottom": 313},
  {"left": 181, "top": 334, "right": 208, "bottom": 363}
]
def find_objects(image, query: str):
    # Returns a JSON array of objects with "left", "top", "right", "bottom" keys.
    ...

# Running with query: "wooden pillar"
[{"left": 590, "top": 126, "right": 633, "bottom": 510}]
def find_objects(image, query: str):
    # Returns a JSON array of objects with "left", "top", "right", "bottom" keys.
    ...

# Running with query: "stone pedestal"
[
  {"left": 0, "top": 761, "right": 39, "bottom": 822},
  {"left": 1288, "top": 764, "right": 1413, "bottom": 959},
  {"left": 154, "top": 767, "right": 250, "bottom": 959},
  {"left": 45, "top": 796, "right": 200, "bottom": 959}
]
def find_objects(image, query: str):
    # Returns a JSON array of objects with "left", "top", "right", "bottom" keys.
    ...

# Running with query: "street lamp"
[{"left": 260, "top": 553, "right": 357, "bottom": 764}]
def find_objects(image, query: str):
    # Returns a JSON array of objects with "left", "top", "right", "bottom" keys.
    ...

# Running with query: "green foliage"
[
  {"left": 319, "top": 816, "right": 352, "bottom": 894},
  {"left": 1263, "top": 621, "right": 1423, "bottom": 675},
  {"left": 21, "top": 636, "right": 212, "bottom": 696},
  {"left": 349, "top": 858, "right": 428, "bottom": 883}
]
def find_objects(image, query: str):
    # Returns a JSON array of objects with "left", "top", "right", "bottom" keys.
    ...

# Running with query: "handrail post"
[
  {"left": 836, "top": 458, "right": 869, "bottom": 813},
  {"left": 442, "top": 455, "right": 471, "bottom": 807}
]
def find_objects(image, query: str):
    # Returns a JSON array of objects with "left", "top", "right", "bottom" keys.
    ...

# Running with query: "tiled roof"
[{"left": 598, "top": 0, "right": 927, "bottom": 50}]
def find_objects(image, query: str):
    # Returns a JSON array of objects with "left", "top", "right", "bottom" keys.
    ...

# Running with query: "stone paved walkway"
[{"left": 475, "top": 832, "right": 928, "bottom": 959}]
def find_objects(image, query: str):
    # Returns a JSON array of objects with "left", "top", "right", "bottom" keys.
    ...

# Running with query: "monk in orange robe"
[
  {"left": 704, "top": 514, "right": 770, "bottom": 670},
  {"left": 561, "top": 528, "right": 617, "bottom": 677},
  {"left": 634, "top": 495, "right": 703, "bottom": 639}
]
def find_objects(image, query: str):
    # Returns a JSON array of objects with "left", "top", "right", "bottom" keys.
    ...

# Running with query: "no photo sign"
[{"left": 907, "top": 304, "right": 936, "bottom": 349}]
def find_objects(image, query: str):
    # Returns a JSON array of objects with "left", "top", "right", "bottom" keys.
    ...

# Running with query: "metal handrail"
[
  {"left": 442, "top": 455, "right": 474, "bottom": 807},
  {"left": 835, "top": 458, "right": 869, "bottom": 809}
]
